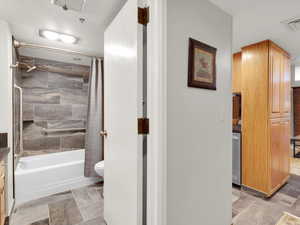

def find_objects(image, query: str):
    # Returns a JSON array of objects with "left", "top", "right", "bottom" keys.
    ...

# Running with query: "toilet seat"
[{"left": 94, "top": 160, "right": 104, "bottom": 177}]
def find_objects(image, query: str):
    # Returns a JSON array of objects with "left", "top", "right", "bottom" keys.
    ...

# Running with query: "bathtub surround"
[
  {"left": 15, "top": 150, "right": 100, "bottom": 205},
  {"left": 11, "top": 184, "right": 104, "bottom": 225},
  {"left": 18, "top": 56, "right": 90, "bottom": 156},
  {"left": 84, "top": 58, "right": 103, "bottom": 177}
]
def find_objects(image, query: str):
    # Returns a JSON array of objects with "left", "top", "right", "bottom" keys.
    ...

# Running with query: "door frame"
[{"left": 147, "top": 0, "right": 167, "bottom": 225}]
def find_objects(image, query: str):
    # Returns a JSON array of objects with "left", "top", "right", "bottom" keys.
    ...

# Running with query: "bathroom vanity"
[
  {"left": 0, "top": 147, "right": 9, "bottom": 225},
  {"left": 0, "top": 133, "right": 8, "bottom": 225}
]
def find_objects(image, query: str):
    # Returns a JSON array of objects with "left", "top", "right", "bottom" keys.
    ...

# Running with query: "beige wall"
[
  {"left": 0, "top": 20, "right": 14, "bottom": 215},
  {"left": 166, "top": 0, "right": 232, "bottom": 224}
]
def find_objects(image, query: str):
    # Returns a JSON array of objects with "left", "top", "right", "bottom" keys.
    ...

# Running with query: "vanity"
[
  {"left": 0, "top": 133, "right": 9, "bottom": 225},
  {"left": 0, "top": 148, "right": 9, "bottom": 225}
]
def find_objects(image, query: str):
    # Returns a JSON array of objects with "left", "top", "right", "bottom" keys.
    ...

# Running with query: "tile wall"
[{"left": 18, "top": 57, "right": 90, "bottom": 157}]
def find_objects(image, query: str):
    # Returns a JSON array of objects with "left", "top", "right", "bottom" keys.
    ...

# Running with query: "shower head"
[
  {"left": 20, "top": 62, "right": 37, "bottom": 73},
  {"left": 26, "top": 66, "right": 37, "bottom": 73}
]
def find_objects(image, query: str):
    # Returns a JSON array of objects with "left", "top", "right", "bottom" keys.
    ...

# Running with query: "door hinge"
[
  {"left": 138, "top": 7, "right": 149, "bottom": 25},
  {"left": 138, "top": 118, "right": 149, "bottom": 135}
]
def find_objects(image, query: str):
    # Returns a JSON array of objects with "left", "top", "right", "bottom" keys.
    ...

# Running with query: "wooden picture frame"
[{"left": 188, "top": 38, "right": 217, "bottom": 90}]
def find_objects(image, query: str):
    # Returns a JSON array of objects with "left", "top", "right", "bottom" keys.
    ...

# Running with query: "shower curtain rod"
[{"left": 13, "top": 40, "right": 103, "bottom": 60}]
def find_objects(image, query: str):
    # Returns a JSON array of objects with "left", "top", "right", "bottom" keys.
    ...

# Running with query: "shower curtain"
[{"left": 84, "top": 58, "right": 104, "bottom": 177}]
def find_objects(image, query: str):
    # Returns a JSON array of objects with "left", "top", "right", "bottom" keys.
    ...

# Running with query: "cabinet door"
[
  {"left": 281, "top": 119, "right": 290, "bottom": 180},
  {"left": 281, "top": 56, "right": 291, "bottom": 117},
  {"left": 270, "top": 119, "right": 282, "bottom": 190},
  {"left": 0, "top": 188, "right": 4, "bottom": 225},
  {"left": 0, "top": 166, "right": 5, "bottom": 225},
  {"left": 269, "top": 47, "right": 282, "bottom": 118},
  {"left": 232, "top": 52, "right": 242, "bottom": 93}
]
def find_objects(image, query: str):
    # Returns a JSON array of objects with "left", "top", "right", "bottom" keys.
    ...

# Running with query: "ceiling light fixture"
[
  {"left": 39, "top": 29, "right": 79, "bottom": 44},
  {"left": 60, "top": 34, "right": 77, "bottom": 44},
  {"left": 41, "top": 30, "right": 60, "bottom": 41}
]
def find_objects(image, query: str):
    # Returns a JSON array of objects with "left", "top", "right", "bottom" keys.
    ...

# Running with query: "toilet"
[{"left": 94, "top": 160, "right": 104, "bottom": 177}]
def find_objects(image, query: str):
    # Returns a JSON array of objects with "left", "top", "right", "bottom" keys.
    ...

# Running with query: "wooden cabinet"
[
  {"left": 242, "top": 40, "right": 291, "bottom": 196},
  {"left": 0, "top": 164, "right": 5, "bottom": 225},
  {"left": 270, "top": 118, "right": 290, "bottom": 191},
  {"left": 269, "top": 46, "right": 282, "bottom": 118},
  {"left": 270, "top": 119, "right": 281, "bottom": 190},
  {"left": 269, "top": 43, "right": 291, "bottom": 118},
  {"left": 281, "top": 56, "right": 291, "bottom": 117},
  {"left": 232, "top": 52, "right": 242, "bottom": 93}
]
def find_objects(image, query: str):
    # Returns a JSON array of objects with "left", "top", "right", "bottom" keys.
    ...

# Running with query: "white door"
[{"left": 104, "top": 0, "right": 144, "bottom": 225}]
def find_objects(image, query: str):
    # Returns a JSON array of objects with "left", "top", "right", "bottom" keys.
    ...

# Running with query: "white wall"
[
  {"left": 0, "top": 21, "right": 14, "bottom": 215},
  {"left": 166, "top": 1, "right": 232, "bottom": 225}
]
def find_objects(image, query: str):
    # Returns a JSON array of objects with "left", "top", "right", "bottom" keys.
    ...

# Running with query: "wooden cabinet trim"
[{"left": 269, "top": 41, "right": 290, "bottom": 59}]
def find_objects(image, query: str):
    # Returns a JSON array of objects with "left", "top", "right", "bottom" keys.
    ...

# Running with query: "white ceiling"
[
  {"left": 210, "top": 0, "right": 300, "bottom": 63},
  {"left": 0, "top": 0, "right": 126, "bottom": 60},
  {"left": 2, "top": 0, "right": 300, "bottom": 65}
]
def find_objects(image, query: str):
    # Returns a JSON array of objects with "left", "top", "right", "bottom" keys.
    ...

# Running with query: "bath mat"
[{"left": 276, "top": 212, "right": 300, "bottom": 225}]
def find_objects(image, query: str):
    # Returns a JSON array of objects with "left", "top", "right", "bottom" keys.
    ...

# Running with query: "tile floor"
[
  {"left": 232, "top": 157, "right": 300, "bottom": 225},
  {"left": 291, "top": 157, "right": 300, "bottom": 176},
  {"left": 10, "top": 184, "right": 105, "bottom": 225},
  {"left": 11, "top": 156, "right": 300, "bottom": 225}
]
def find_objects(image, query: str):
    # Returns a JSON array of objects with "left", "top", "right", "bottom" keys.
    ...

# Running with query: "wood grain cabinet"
[
  {"left": 0, "top": 163, "right": 5, "bottom": 225},
  {"left": 270, "top": 118, "right": 290, "bottom": 192},
  {"left": 269, "top": 43, "right": 291, "bottom": 118},
  {"left": 232, "top": 52, "right": 242, "bottom": 93},
  {"left": 242, "top": 40, "right": 291, "bottom": 196}
]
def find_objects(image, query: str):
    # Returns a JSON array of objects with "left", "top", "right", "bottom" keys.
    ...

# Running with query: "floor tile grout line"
[{"left": 71, "top": 189, "right": 86, "bottom": 222}]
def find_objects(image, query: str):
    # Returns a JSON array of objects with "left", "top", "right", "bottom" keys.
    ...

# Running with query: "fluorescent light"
[
  {"left": 41, "top": 30, "right": 59, "bottom": 41},
  {"left": 39, "top": 29, "right": 79, "bottom": 44},
  {"left": 59, "top": 34, "right": 77, "bottom": 44}
]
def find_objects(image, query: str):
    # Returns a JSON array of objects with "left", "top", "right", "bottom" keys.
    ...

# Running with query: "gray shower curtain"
[{"left": 84, "top": 58, "right": 104, "bottom": 177}]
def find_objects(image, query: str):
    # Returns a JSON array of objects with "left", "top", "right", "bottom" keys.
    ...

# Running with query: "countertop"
[{"left": 0, "top": 148, "right": 10, "bottom": 161}]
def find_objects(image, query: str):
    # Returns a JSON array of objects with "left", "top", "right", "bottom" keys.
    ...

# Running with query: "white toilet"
[{"left": 94, "top": 160, "right": 104, "bottom": 177}]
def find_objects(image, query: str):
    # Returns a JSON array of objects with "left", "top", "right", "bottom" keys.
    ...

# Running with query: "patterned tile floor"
[
  {"left": 10, "top": 184, "right": 105, "bottom": 225},
  {"left": 232, "top": 158, "right": 300, "bottom": 225},
  {"left": 10, "top": 158, "right": 300, "bottom": 225}
]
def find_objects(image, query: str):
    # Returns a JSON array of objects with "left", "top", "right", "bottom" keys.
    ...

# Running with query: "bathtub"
[{"left": 15, "top": 149, "right": 101, "bottom": 206}]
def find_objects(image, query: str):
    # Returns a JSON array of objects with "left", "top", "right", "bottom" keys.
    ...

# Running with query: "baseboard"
[
  {"left": 16, "top": 176, "right": 101, "bottom": 206},
  {"left": 241, "top": 185, "right": 268, "bottom": 198}
]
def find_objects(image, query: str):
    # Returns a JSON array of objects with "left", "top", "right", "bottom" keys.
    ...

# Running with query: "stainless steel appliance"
[{"left": 232, "top": 132, "right": 241, "bottom": 185}]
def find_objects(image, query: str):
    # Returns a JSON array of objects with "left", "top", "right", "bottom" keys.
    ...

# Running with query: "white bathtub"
[{"left": 15, "top": 149, "right": 101, "bottom": 206}]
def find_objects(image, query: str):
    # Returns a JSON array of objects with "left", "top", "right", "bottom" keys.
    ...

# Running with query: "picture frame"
[{"left": 188, "top": 38, "right": 217, "bottom": 90}]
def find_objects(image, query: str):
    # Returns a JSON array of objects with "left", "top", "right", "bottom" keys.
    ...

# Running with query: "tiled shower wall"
[{"left": 18, "top": 57, "right": 90, "bottom": 157}]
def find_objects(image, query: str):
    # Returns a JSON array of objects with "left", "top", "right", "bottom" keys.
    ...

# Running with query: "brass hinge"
[
  {"left": 138, "top": 118, "right": 149, "bottom": 135},
  {"left": 138, "top": 7, "right": 149, "bottom": 25}
]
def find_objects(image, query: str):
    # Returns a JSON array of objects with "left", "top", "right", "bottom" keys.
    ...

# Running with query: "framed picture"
[{"left": 188, "top": 38, "right": 217, "bottom": 90}]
